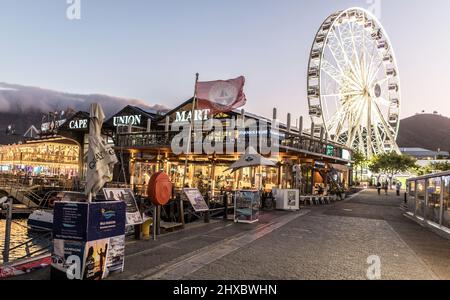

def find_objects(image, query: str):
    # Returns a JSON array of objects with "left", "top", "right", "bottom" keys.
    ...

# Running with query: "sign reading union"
[{"left": 113, "top": 115, "right": 142, "bottom": 127}]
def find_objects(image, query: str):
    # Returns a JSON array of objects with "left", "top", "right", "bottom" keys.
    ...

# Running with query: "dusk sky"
[{"left": 1, "top": 0, "right": 449, "bottom": 122}]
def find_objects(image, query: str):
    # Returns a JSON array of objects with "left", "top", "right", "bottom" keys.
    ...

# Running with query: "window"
[
  {"left": 416, "top": 180, "right": 426, "bottom": 218},
  {"left": 443, "top": 177, "right": 450, "bottom": 228},
  {"left": 426, "top": 177, "right": 441, "bottom": 224},
  {"left": 408, "top": 181, "right": 416, "bottom": 212}
]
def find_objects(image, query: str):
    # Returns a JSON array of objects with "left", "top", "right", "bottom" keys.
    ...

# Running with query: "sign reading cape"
[{"left": 196, "top": 76, "right": 247, "bottom": 114}]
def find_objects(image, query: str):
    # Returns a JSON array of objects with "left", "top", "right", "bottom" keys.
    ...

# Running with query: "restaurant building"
[
  {"left": 0, "top": 99, "right": 353, "bottom": 197},
  {"left": 110, "top": 98, "right": 353, "bottom": 196}
]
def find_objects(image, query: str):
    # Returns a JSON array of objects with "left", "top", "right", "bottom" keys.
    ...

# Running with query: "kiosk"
[{"left": 234, "top": 190, "right": 260, "bottom": 224}]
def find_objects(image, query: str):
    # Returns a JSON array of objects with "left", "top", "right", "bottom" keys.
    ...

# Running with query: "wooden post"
[
  {"left": 287, "top": 113, "right": 292, "bottom": 133},
  {"left": 147, "top": 119, "right": 152, "bottom": 133},
  {"left": 299, "top": 116, "right": 303, "bottom": 138},
  {"left": 2, "top": 198, "right": 12, "bottom": 264}
]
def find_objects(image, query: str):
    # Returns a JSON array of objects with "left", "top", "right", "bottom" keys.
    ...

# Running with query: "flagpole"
[
  {"left": 179, "top": 73, "right": 199, "bottom": 227},
  {"left": 182, "top": 73, "right": 199, "bottom": 189}
]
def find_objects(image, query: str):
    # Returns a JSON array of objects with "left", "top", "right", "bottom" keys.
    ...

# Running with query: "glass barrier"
[
  {"left": 427, "top": 177, "right": 441, "bottom": 224},
  {"left": 408, "top": 181, "right": 416, "bottom": 213},
  {"left": 443, "top": 176, "right": 450, "bottom": 228},
  {"left": 416, "top": 180, "right": 426, "bottom": 218}
]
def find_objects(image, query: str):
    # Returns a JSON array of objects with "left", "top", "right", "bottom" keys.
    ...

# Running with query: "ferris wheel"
[{"left": 307, "top": 7, "right": 401, "bottom": 158}]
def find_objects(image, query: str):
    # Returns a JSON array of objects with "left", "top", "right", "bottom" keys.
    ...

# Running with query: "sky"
[{"left": 0, "top": 0, "right": 449, "bottom": 122}]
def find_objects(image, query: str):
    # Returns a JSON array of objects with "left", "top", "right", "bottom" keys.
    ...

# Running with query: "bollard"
[
  {"left": 141, "top": 218, "right": 153, "bottom": 240},
  {"left": 222, "top": 192, "right": 228, "bottom": 221}
]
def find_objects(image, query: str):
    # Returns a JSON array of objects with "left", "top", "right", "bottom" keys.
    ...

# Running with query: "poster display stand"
[
  {"left": 234, "top": 190, "right": 260, "bottom": 224},
  {"left": 273, "top": 189, "right": 300, "bottom": 211},
  {"left": 51, "top": 201, "right": 126, "bottom": 280},
  {"left": 103, "top": 188, "right": 143, "bottom": 226}
]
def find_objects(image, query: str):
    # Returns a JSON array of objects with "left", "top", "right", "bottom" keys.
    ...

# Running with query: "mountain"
[
  {"left": 397, "top": 113, "right": 450, "bottom": 152},
  {"left": 0, "top": 82, "right": 167, "bottom": 145}
]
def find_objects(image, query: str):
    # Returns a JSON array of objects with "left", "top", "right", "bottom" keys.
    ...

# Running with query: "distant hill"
[
  {"left": 0, "top": 82, "right": 167, "bottom": 145},
  {"left": 397, "top": 114, "right": 450, "bottom": 152}
]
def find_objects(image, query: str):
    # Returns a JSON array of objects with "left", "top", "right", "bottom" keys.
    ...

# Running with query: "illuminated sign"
[
  {"left": 41, "top": 120, "right": 66, "bottom": 133},
  {"left": 175, "top": 109, "right": 210, "bottom": 123},
  {"left": 113, "top": 115, "right": 142, "bottom": 127},
  {"left": 69, "top": 119, "right": 88, "bottom": 130}
]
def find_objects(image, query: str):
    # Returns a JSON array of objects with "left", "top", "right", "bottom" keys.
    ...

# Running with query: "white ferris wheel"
[{"left": 307, "top": 7, "right": 401, "bottom": 158}]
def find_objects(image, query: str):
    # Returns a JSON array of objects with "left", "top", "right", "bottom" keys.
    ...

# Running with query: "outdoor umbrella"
[
  {"left": 225, "top": 147, "right": 277, "bottom": 190},
  {"left": 85, "top": 103, "right": 118, "bottom": 202},
  {"left": 226, "top": 147, "right": 277, "bottom": 173}
]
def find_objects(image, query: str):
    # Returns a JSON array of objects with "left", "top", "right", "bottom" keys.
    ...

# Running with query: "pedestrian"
[
  {"left": 383, "top": 181, "right": 388, "bottom": 195},
  {"left": 396, "top": 181, "right": 402, "bottom": 196},
  {"left": 376, "top": 182, "right": 382, "bottom": 195}
]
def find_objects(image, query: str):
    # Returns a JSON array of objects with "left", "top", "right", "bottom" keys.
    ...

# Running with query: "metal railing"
[{"left": 115, "top": 130, "right": 350, "bottom": 161}]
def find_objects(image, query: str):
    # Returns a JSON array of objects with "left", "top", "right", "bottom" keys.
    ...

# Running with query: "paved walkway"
[
  {"left": 6, "top": 189, "right": 450, "bottom": 280},
  {"left": 128, "top": 189, "right": 450, "bottom": 280}
]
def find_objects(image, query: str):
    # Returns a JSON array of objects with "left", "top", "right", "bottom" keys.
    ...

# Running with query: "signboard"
[
  {"left": 69, "top": 119, "right": 89, "bottom": 130},
  {"left": 342, "top": 149, "right": 351, "bottom": 161},
  {"left": 326, "top": 145, "right": 335, "bottom": 157},
  {"left": 103, "top": 188, "right": 143, "bottom": 226},
  {"left": 113, "top": 114, "right": 142, "bottom": 127},
  {"left": 51, "top": 201, "right": 126, "bottom": 280},
  {"left": 183, "top": 188, "right": 209, "bottom": 212},
  {"left": 41, "top": 119, "right": 66, "bottom": 133},
  {"left": 175, "top": 109, "right": 210, "bottom": 123}
]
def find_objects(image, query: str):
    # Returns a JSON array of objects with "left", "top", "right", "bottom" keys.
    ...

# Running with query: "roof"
[{"left": 400, "top": 147, "right": 450, "bottom": 157}]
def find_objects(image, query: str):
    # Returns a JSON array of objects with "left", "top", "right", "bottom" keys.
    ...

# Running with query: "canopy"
[
  {"left": 226, "top": 147, "right": 277, "bottom": 173},
  {"left": 85, "top": 103, "right": 118, "bottom": 202}
]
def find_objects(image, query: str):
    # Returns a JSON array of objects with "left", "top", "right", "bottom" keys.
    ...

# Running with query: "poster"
[
  {"left": 83, "top": 238, "right": 110, "bottom": 280},
  {"left": 183, "top": 188, "right": 209, "bottom": 212},
  {"left": 53, "top": 202, "right": 89, "bottom": 241},
  {"left": 103, "top": 235, "right": 126, "bottom": 277},
  {"left": 103, "top": 188, "right": 143, "bottom": 226},
  {"left": 87, "top": 201, "right": 126, "bottom": 241}
]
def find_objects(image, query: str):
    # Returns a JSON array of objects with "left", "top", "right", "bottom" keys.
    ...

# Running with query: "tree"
[
  {"left": 352, "top": 150, "right": 368, "bottom": 183},
  {"left": 416, "top": 161, "right": 450, "bottom": 176},
  {"left": 369, "top": 152, "right": 417, "bottom": 187}
]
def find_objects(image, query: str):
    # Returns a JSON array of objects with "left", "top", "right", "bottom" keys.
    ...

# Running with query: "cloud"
[{"left": 0, "top": 82, "right": 167, "bottom": 116}]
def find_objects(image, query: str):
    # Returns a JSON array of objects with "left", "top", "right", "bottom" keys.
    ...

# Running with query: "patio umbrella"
[
  {"left": 226, "top": 147, "right": 277, "bottom": 173},
  {"left": 85, "top": 103, "right": 118, "bottom": 202}
]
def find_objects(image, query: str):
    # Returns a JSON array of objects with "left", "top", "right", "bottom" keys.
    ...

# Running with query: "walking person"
[
  {"left": 396, "top": 181, "right": 402, "bottom": 197},
  {"left": 376, "top": 182, "right": 382, "bottom": 195},
  {"left": 383, "top": 181, "right": 389, "bottom": 195}
]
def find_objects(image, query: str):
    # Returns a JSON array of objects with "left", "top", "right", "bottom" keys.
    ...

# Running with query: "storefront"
[
  {"left": 407, "top": 172, "right": 450, "bottom": 237},
  {"left": 112, "top": 98, "right": 353, "bottom": 198},
  {"left": 0, "top": 137, "right": 80, "bottom": 177}
]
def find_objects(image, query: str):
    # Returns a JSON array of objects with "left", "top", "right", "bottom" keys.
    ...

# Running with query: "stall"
[{"left": 234, "top": 190, "right": 260, "bottom": 224}]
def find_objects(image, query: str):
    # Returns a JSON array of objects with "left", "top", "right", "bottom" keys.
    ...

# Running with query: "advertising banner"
[
  {"left": 182, "top": 188, "right": 209, "bottom": 212},
  {"left": 103, "top": 188, "right": 143, "bottom": 226},
  {"left": 51, "top": 201, "right": 126, "bottom": 280}
]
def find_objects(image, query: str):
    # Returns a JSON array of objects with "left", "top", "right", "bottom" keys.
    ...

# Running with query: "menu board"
[
  {"left": 103, "top": 188, "right": 143, "bottom": 226},
  {"left": 183, "top": 188, "right": 209, "bottom": 212}
]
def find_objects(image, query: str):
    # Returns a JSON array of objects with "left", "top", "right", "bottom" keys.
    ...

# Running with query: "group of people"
[{"left": 376, "top": 180, "right": 403, "bottom": 196}]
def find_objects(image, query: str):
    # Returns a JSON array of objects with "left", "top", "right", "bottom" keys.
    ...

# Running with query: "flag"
[
  {"left": 196, "top": 76, "right": 247, "bottom": 114},
  {"left": 85, "top": 103, "right": 118, "bottom": 199}
]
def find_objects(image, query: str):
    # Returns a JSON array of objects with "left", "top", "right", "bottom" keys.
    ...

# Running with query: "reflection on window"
[
  {"left": 427, "top": 177, "right": 441, "bottom": 224},
  {"left": 443, "top": 177, "right": 450, "bottom": 228}
]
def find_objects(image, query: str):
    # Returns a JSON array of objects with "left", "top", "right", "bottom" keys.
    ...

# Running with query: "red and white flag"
[{"left": 196, "top": 76, "right": 247, "bottom": 113}]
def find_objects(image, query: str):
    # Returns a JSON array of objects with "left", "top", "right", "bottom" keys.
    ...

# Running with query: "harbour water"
[{"left": 0, "top": 219, "right": 50, "bottom": 264}]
